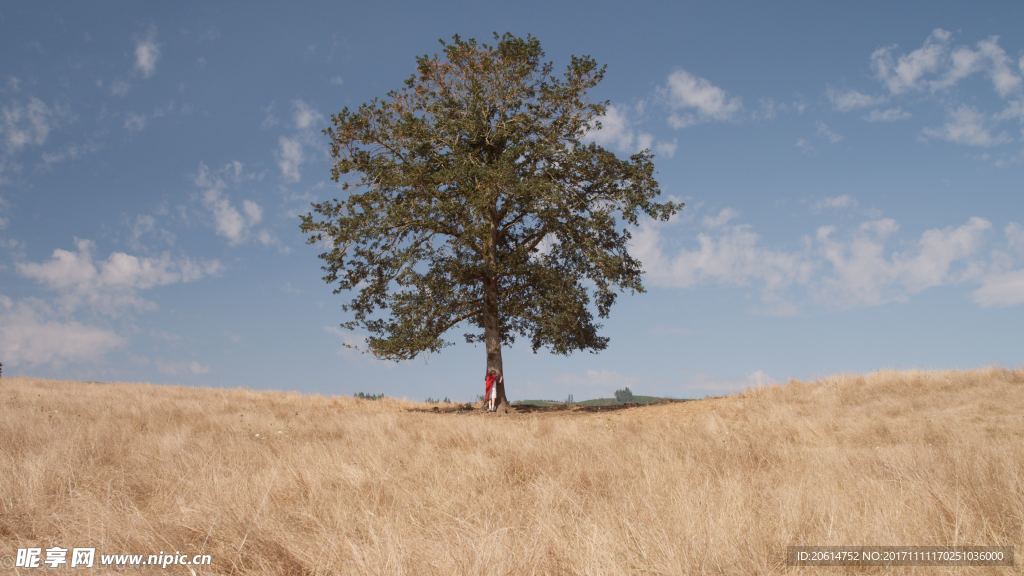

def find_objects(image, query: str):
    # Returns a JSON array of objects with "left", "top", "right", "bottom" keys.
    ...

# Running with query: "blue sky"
[{"left": 1, "top": 2, "right": 1022, "bottom": 401}]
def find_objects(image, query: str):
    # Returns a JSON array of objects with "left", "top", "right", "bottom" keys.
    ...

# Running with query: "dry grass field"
[{"left": 1, "top": 368, "right": 1022, "bottom": 575}]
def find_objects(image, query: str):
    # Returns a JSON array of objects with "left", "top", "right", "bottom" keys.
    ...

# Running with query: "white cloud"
[
  {"left": 635, "top": 132, "right": 653, "bottom": 153},
  {"left": 126, "top": 212, "right": 175, "bottom": 251},
  {"left": 702, "top": 207, "right": 738, "bottom": 229},
  {"left": 973, "top": 38, "right": 1020, "bottom": 96},
  {"left": 816, "top": 195, "right": 856, "bottom": 210},
  {"left": 277, "top": 136, "right": 304, "bottom": 182},
  {"left": 973, "top": 223, "right": 1024, "bottom": 306},
  {"left": 866, "top": 107, "right": 911, "bottom": 122},
  {"left": 631, "top": 214, "right": 812, "bottom": 293},
  {"left": 827, "top": 88, "right": 883, "bottom": 111},
  {"left": 815, "top": 121, "right": 844, "bottom": 143},
  {"left": 935, "top": 37, "right": 1021, "bottom": 97},
  {"left": 155, "top": 358, "right": 210, "bottom": 376},
  {"left": 271, "top": 99, "right": 329, "bottom": 184},
  {"left": 0, "top": 297, "right": 124, "bottom": 367},
  {"left": 871, "top": 28, "right": 951, "bottom": 94},
  {"left": 39, "top": 141, "right": 101, "bottom": 168},
  {"left": 203, "top": 189, "right": 247, "bottom": 244},
  {"left": 794, "top": 122, "right": 844, "bottom": 155},
  {"left": 795, "top": 137, "right": 815, "bottom": 156},
  {"left": 123, "top": 112, "right": 146, "bottom": 132},
  {"left": 815, "top": 218, "right": 895, "bottom": 308},
  {"left": 754, "top": 98, "right": 779, "bottom": 121},
  {"left": 816, "top": 217, "right": 991, "bottom": 306},
  {"left": 241, "top": 199, "right": 262, "bottom": 224},
  {"left": 195, "top": 162, "right": 266, "bottom": 245},
  {"left": 753, "top": 98, "right": 806, "bottom": 121},
  {"left": 293, "top": 100, "right": 322, "bottom": 130},
  {"left": 255, "top": 229, "right": 281, "bottom": 248},
  {"left": 996, "top": 99, "right": 1024, "bottom": 122},
  {"left": 869, "top": 30, "right": 1020, "bottom": 99},
  {"left": 663, "top": 69, "right": 742, "bottom": 128},
  {"left": 922, "top": 105, "right": 1009, "bottom": 147},
  {"left": 1006, "top": 222, "right": 1024, "bottom": 255},
  {"left": 16, "top": 238, "right": 220, "bottom": 314},
  {"left": 134, "top": 32, "right": 160, "bottom": 78},
  {"left": 585, "top": 104, "right": 636, "bottom": 150},
  {"left": 746, "top": 370, "right": 776, "bottom": 388},
  {"left": 261, "top": 102, "right": 279, "bottom": 129},
  {"left": 988, "top": 148, "right": 1024, "bottom": 169},
  {"left": 936, "top": 44, "right": 985, "bottom": 91},
  {"left": 634, "top": 210, "right": 1000, "bottom": 311},
  {"left": 0, "top": 157, "right": 15, "bottom": 189},
  {"left": 654, "top": 139, "right": 678, "bottom": 158},
  {"left": 110, "top": 80, "right": 130, "bottom": 97},
  {"left": 1, "top": 96, "right": 62, "bottom": 152},
  {"left": 896, "top": 216, "right": 992, "bottom": 292},
  {"left": 972, "top": 270, "right": 1024, "bottom": 307},
  {"left": 583, "top": 104, "right": 676, "bottom": 158}
]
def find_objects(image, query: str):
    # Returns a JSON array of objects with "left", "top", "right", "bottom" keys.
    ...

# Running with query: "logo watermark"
[
  {"left": 3, "top": 547, "right": 212, "bottom": 570},
  {"left": 787, "top": 545, "right": 1014, "bottom": 566}
]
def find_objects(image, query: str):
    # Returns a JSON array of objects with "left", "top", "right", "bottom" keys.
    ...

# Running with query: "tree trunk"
[
  {"left": 483, "top": 200, "right": 510, "bottom": 414},
  {"left": 483, "top": 275, "right": 510, "bottom": 413}
]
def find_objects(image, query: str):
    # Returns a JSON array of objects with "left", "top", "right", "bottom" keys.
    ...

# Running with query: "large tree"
[{"left": 300, "top": 33, "right": 681, "bottom": 412}]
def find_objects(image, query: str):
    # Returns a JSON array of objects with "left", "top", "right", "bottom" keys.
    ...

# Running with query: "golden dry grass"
[{"left": 1, "top": 368, "right": 1022, "bottom": 575}]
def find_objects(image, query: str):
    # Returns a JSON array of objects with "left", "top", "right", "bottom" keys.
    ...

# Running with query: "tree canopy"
[{"left": 300, "top": 33, "right": 681, "bottom": 409}]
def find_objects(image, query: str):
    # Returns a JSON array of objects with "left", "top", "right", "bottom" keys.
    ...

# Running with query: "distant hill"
[{"left": 515, "top": 395, "right": 681, "bottom": 407}]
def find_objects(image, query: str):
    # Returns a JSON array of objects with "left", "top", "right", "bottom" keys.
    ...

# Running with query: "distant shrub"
[
  {"left": 565, "top": 394, "right": 575, "bottom": 405},
  {"left": 425, "top": 397, "right": 451, "bottom": 404},
  {"left": 354, "top": 392, "right": 384, "bottom": 400},
  {"left": 614, "top": 387, "right": 634, "bottom": 403}
]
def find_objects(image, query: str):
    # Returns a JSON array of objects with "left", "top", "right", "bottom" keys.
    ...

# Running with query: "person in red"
[{"left": 484, "top": 368, "right": 497, "bottom": 412}]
